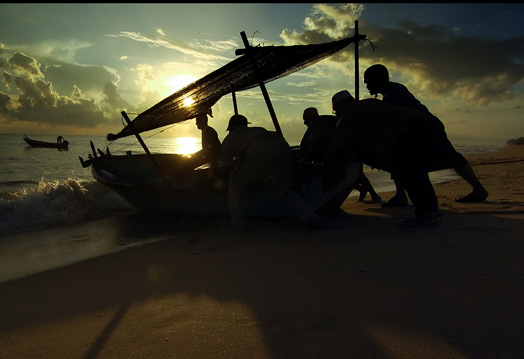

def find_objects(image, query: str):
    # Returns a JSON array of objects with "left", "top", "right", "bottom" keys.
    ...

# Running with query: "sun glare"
[
  {"left": 183, "top": 96, "right": 194, "bottom": 107},
  {"left": 174, "top": 136, "right": 200, "bottom": 155},
  {"left": 165, "top": 74, "right": 198, "bottom": 93}
]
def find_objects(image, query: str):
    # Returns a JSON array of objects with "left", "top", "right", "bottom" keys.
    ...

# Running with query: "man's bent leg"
[{"left": 401, "top": 171, "right": 438, "bottom": 216}]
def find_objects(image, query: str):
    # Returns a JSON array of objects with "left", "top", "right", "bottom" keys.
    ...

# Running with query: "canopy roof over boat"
[{"left": 108, "top": 33, "right": 366, "bottom": 140}]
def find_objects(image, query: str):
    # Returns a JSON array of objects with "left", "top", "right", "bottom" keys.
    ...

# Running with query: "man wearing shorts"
[{"left": 364, "top": 64, "right": 489, "bottom": 206}]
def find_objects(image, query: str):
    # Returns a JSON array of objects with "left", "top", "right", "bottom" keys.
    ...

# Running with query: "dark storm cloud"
[
  {"left": 102, "top": 81, "right": 134, "bottom": 112},
  {"left": 0, "top": 51, "right": 133, "bottom": 129},
  {"left": 3, "top": 72, "right": 12, "bottom": 87},
  {"left": 8, "top": 52, "right": 44, "bottom": 78},
  {"left": 280, "top": 3, "right": 524, "bottom": 107},
  {"left": 358, "top": 20, "right": 524, "bottom": 106},
  {"left": 281, "top": 3, "right": 362, "bottom": 44},
  {"left": 43, "top": 62, "right": 120, "bottom": 96},
  {"left": 3, "top": 74, "right": 107, "bottom": 126},
  {"left": 0, "top": 91, "right": 10, "bottom": 112}
]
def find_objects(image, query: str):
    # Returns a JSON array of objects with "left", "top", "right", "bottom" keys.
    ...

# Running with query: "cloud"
[
  {"left": 281, "top": 3, "right": 363, "bottom": 44},
  {"left": 131, "top": 63, "right": 156, "bottom": 89},
  {"left": 3, "top": 72, "right": 12, "bottom": 88},
  {"left": 3, "top": 74, "right": 107, "bottom": 126},
  {"left": 102, "top": 81, "right": 135, "bottom": 113},
  {"left": 43, "top": 62, "right": 120, "bottom": 97},
  {"left": 280, "top": 3, "right": 524, "bottom": 107},
  {"left": 286, "top": 81, "right": 317, "bottom": 88},
  {"left": 8, "top": 52, "right": 44, "bottom": 78},
  {"left": 0, "top": 51, "right": 130, "bottom": 130},
  {"left": 11, "top": 39, "right": 92, "bottom": 64},
  {"left": 0, "top": 91, "right": 10, "bottom": 112},
  {"left": 358, "top": 20, "right": 524, "bottom": 106},
  {"left": 193, "top": 39, "right": 239, "bottom": 53},
  {"left": 109, "top": 31, "right": 232, "bottom": 61}
]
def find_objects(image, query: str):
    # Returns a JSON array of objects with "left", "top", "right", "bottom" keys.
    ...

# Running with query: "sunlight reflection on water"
[{"left": 166, "top": 136, "right": 200, "bottom": 155}]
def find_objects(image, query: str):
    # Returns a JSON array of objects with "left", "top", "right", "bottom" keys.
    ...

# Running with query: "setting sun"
[
  {"left": 164, "top": 74, "right": 198, "bottom": 93},
  {"left": 182, "top": 96, "right": 194, "bottom": 107},
  {"left": 172, "top": 136, "right": 200, "bottom": 155}
]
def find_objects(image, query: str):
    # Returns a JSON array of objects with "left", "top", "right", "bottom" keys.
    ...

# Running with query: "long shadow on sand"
[{"left": 0, "top": 209, "right": 523, "bottom": 358}]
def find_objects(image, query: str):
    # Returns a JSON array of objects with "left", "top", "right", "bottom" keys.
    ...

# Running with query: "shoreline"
[
  {"left": 1, "top": 146, "right": 522, "bottom": 283},
  {"left": 0, "top": 145, "right": 522, "bottom": 358}
]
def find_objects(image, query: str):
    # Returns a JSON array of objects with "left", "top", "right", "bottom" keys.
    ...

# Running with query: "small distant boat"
[{"left": 23, "top": 135, "right": 69, "bottom": 150}]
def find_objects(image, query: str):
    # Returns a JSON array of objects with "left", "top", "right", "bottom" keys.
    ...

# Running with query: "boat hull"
[
  {"left": 89, "top": 152, "right": 360, "bottom": 217},
  {"left": 24, "top": 136, "right": 69, "bottom": 150}
]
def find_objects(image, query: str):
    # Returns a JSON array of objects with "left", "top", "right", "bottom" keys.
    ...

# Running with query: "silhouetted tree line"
[{"left": 506, "top": 137, "right": 524, "bottom": 145}]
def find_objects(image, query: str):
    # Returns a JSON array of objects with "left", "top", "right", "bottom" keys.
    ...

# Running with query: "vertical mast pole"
[
  {"left": 232, "top": 91, "right": 239, "bottom": 115},
  {"left": 354, "top": 20, "right": 359, "bottom": 101},
  {"left": 240, "top": 31, "right": 283, "bottom": 137}
]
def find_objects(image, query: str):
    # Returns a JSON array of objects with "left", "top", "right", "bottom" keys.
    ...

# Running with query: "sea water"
[
  {"left": 0, "top": 133, "right": 201, "bottom": 234},
  {"left": 0, "top": 133, "right": 502, "bottom": 234},
  {"left": 0, "top": 133, "right": 504, "bottom": 282}
]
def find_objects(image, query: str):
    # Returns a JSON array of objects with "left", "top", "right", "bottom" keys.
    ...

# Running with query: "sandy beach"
[{"left": 1, "top": 145, "right": 523, "bottom": 359}]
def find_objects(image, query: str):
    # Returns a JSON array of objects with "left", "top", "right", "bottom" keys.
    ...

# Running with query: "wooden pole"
[
  {"left": 355, "top": 20, "right": 359, "bottom": 101},
  {"left": 239, "top": 31, "right": 283, "bottom": 137},
  {"left": 121, "top": 111, "right": 173, "bottom": 188},
  {"left": 121, "top": 111, "right": 152, "bottom": 156},
  {"left": 232, "top": 91, "right": 238, "bottom": 115}
]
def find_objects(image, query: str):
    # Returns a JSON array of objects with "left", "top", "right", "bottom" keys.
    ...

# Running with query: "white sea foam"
[{"left": 0, "top": 177, "right": 132, "bottom": 234}]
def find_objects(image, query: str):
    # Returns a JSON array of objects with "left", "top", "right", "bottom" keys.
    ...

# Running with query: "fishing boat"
[
  {"left": 24, "top": 135, "right": 69, "bottom": 150},
  {"left": 80, "top": 25, "right": 369, "bottom": 217}
]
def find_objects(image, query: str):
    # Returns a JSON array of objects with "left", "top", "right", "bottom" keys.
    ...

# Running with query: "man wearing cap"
[
  {"left": 298, "top": 107, "right": 338, "bottom": 166},
  {"left": 325, "top": 90, "right": 440, "bottom": 228},
  {"left": 221, "top": 114, "right": 318, "bottom": 231}
]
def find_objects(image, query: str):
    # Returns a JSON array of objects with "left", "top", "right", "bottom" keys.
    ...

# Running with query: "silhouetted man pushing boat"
[
  {"left": 221, "top": 114, "right": 319, "bottom": 232},
  {"left": 364, "top": 64, "right": 488, "bottom": 206},
  {"left": 299, "top": 107, "right": 381, "bottom": 203},
  {"left": 324, "top": 90, "right": 441, "bottom": 228},
  {"left": 297, "top": 107, "right": 338, "bottom": 166}
]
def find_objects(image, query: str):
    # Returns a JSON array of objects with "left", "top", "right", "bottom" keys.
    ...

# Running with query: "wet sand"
[{"left": 0, "top": 145, "right": 523, "bottom": 358}]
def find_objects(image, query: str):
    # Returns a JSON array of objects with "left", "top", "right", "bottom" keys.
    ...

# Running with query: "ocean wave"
[{"left": 0, "top": 178, "right": 134, "bottom": 234}]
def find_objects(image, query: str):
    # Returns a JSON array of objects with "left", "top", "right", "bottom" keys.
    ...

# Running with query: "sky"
[{"left": 0, "top": 3, "right": 523, "bottom": 146}]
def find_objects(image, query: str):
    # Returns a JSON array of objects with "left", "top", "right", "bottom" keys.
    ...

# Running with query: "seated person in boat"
[{"left": 194, "top": 110, "right": 222, "bottom": 162}]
